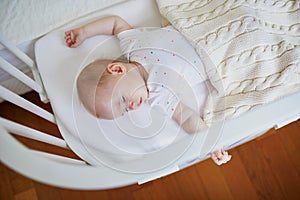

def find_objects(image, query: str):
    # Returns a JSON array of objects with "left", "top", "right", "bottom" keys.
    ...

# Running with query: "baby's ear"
[{"left": 106, "top": 63, "right": 126, "bottom": 74}]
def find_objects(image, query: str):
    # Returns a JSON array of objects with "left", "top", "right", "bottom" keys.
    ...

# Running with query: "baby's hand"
[
  {"left": 211, "top": 149, "right": 232, "bottom": 165},
  {"left": 64, "top": 28, "right": 85, "bottom": 48}
]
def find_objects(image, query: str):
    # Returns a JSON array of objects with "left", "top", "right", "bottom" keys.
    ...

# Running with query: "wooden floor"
[{"left": 1, "top": 92, "right": 300, "bottom": 200}]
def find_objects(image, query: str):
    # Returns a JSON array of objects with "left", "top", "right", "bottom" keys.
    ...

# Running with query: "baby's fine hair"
[{"left": 76, "top": 57, "right": 127, "bottom": 116}]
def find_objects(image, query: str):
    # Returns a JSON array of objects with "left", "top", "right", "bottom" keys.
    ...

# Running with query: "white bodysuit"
[{"left": 117, "top": 26, "right": 207, "bottom": 117}]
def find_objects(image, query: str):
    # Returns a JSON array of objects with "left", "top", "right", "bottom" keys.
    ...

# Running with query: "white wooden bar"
[
  {"left": 0, "top": 36, "right": 34, "bottom": 68},
  {"left": 0, "top": 127, "right": 137, "bottom": 190},
  {"left": 0, "top": 86, "right": 55, "bottom": 123},
  {"left": 0, "top": 36, "right": 48, "bottom": 102},
  {"left": 0, "top": 117, "right": 66, "bottom": 148},
  {"left": 31, "top": 150, "right": 87, "bottom": 166},
  {"left": 0, "top": 57, "right": 43, "bottom": 93}
]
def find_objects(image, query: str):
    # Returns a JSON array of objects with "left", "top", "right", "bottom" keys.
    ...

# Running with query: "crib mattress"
[
  {"left": 35, "top": 0, "right": 207, "bottom": 173},
  {"left": 35, "top": 0, "right": 300, "bottom": 175}
]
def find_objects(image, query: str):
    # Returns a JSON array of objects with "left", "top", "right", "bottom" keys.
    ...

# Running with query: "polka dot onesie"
[{"left": 117, "top": 26, "right": 207, "bottom": 117}]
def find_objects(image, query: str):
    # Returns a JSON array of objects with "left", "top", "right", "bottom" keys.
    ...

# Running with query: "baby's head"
[{"left": 77, "top": 59, "right": 148, "bottom": 119}]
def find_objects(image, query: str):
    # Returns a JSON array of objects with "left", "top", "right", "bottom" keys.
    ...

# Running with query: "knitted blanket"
[{"left": 156, "top": 0, "right": 300, "bottom": 124}]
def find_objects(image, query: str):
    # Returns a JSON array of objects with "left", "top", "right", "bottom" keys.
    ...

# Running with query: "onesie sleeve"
[
  {"left": 117, "top": 29, "right": 142, "bottom": 58},
  {"left": 117, "top": 27, "right": 162, "bottom": 59}
]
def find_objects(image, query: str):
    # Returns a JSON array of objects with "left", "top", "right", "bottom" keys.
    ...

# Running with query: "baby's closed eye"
[{"left": 121, "top": 96, "right": 128, "bottom": 112}]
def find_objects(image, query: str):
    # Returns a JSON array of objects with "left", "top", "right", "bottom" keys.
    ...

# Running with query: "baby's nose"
[
  {"left": 129, "top": 101, "right": 138, "bottom": 110},
  {"left": 129, "top": 99, "right": 142, "bottom": 110}
]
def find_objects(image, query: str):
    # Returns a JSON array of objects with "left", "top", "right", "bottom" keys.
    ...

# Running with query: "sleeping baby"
[{"left": 65, "top": 15, "right": 231, "bottom": 165}]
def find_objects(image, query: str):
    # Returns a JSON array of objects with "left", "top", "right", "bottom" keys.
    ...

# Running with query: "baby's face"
[{"left": 96, "top": 62, "right": 148, "bottom": 119}]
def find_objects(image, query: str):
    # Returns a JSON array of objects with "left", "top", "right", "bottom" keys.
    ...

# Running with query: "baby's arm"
[
  {"left": 172, "top": 102, "right": 208, "bottom": 134},
  {"left": 65, "top": 15, "right": 132, "bottom": 48}
]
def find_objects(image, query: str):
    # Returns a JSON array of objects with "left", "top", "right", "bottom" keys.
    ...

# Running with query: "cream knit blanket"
[{"left": 156, "top": 0, "right": 300, "bottom": 124}]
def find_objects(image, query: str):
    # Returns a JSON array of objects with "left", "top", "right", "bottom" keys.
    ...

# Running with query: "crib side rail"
[
  {"left": 0, "top": 85, "right": 55, "bottom": 123},
  {"left": 0, "top": 125, "right": 139, "bottom": 190},
  {"left": 0, "top": 117, "right": 64, "bottom": 148},
  {"left": 0, "top": 117, "right": 87, "bottom": 166},
  {"left": 0, "top": 124, "right": 94, "bottom": 188},
  {"left": 0, "top": 36, "right": 72, "bottom": 162},
  {"left": 0, "top": 36, "right": 48, "bottom": 102}
]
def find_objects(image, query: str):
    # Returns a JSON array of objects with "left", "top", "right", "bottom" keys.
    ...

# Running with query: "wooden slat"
[
  {"left": 14, "top": 188, "right": 38, "bottom": 200},
  {"left": 195, "top": 159, "right": 233, "bottom": 200},
  {"left": 260, "top": 134, "right": 300, "bottom": 199},
  {"left": 172, "top": 166, "right": 208, "bottom": 199},
  {"left": 279, "top": 121, "right": 300, "bottom": 173},
  {"left": 8, "top": 169, "right": 34, "bottom": 195},
  {"left": 59, "top": 190, "right": 85, "bottom": 200},
  {"left": 0, "top": 164, "right": 14, "bottom": 200},
  {"left": 33, "top": 182, "right": 62, "bottom": 200},
  {"left": 132, "top": 183, "right": 155, "bottom": 200},
  {"left": 151, "top": 174, "right": 188, "bottom": 200},
  {"left": 82, "top": 190, "right": 110, "bottom": 200},
  {"left": 221, "top": 150, "right": 259, "bottom": 200},
  {"left": 237, "top": 140, "right": 286, "bottom": 199}
]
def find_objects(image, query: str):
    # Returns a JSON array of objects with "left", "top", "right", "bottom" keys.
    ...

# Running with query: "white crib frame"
[
  {"left": 1, "top": 33, "right": 300, "bottom": 189},
  {"left": 0, "top": 0, "right": 192, "bottom": 189},
  {"left": 1, "top": 5, "right": 300, "bottom": 189}
]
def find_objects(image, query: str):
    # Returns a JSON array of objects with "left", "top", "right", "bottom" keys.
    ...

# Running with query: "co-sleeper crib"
[{"left": 1, "top": 0, "right": 300, "bottom": 190}]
